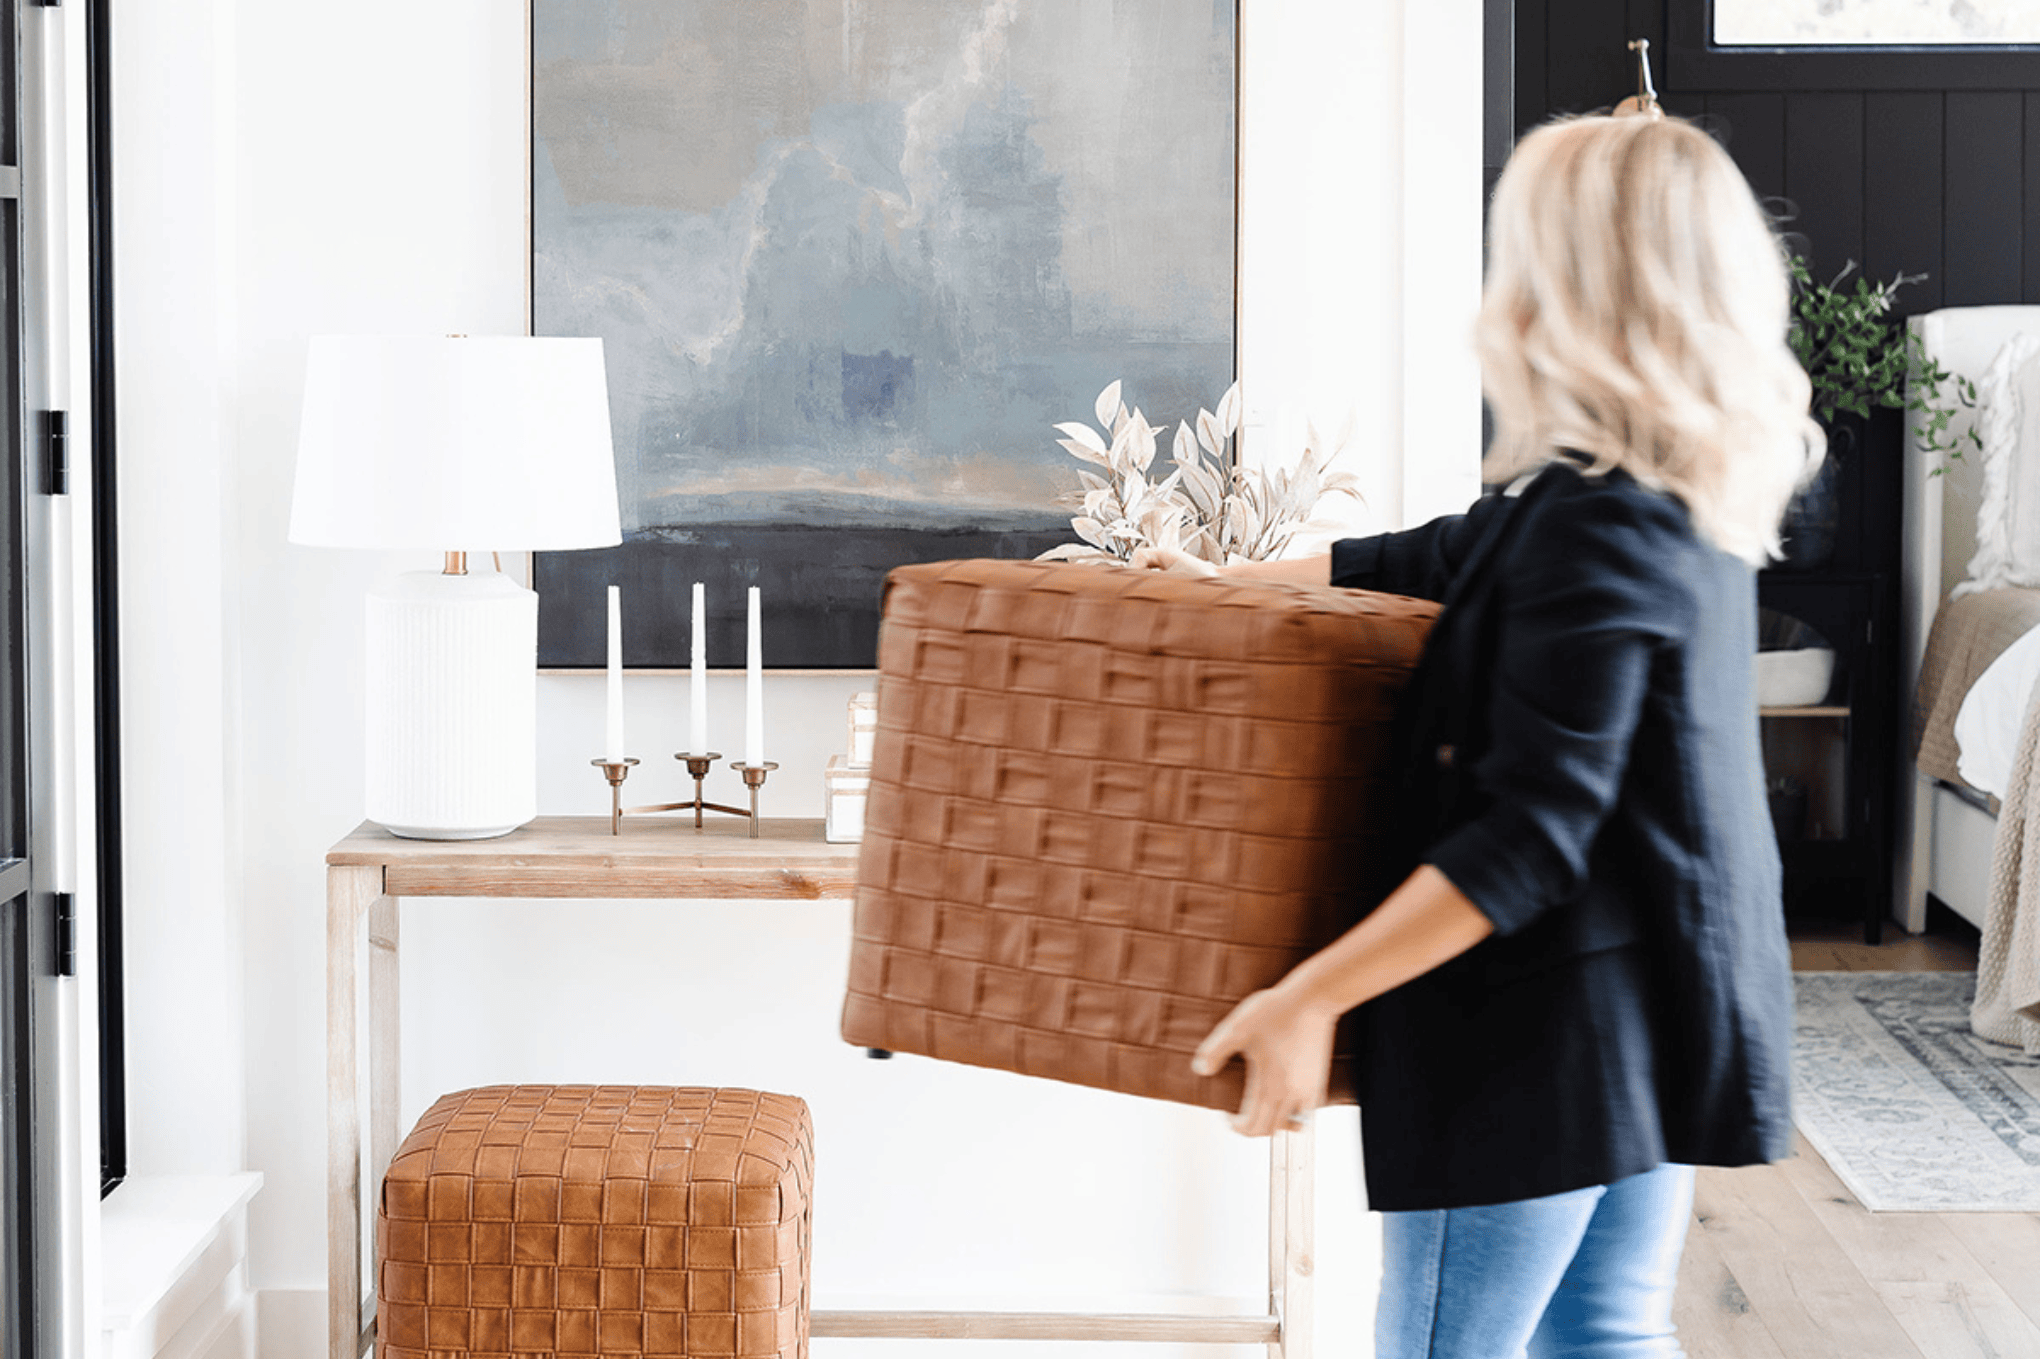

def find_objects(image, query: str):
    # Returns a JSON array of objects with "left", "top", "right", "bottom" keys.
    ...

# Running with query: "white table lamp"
[{"left": 290, "top": 335, "right": 621, "bottom": 839}]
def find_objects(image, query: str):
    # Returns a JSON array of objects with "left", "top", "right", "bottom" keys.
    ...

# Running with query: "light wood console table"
[{"left": 326, "top": 816, "right": 1314, "bottom": 1358}]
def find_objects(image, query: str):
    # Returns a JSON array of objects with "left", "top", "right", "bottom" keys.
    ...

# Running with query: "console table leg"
[
  {"left": 368, "top": 896, "right": 401, "bottom": 1219},
  {"left": 328, "top": 865, "right": 384, "bottom": 1359},
  {"left": 1268, "top": 1124, "right": 1315, "bottom": 1359}
]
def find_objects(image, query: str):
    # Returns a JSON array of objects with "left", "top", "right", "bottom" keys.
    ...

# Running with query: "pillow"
[{"left": 1958, "top": 333, "right": 2040, "bottom": 595}]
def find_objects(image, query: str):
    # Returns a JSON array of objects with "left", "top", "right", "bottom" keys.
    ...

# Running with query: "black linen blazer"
[{"left": 1330, "top": 460, "right": 1793, "bottom": 1212}]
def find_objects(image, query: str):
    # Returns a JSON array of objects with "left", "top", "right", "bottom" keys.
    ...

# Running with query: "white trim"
[{"left": 101, "top": 1175, "right": 261, "bottom": 1338}]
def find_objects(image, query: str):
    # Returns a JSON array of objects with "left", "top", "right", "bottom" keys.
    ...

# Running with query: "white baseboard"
[
  {"left": 101, "top": 1176, "right": 261, "bottom": 1359},
  {"left": 194, "top": 1307, "right": 255, "bottom": 1359},
  {"left": 253, "top": 1289, "right": 326, "bottom": 1359},
  {"left": 162, "top": 1286, "right": 253, "bottom": 1359}
]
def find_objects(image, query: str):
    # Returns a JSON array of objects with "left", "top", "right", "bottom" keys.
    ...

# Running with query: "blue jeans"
[{"left": 1375, "top": 1163, "right": 1696, "bottom": 1359}]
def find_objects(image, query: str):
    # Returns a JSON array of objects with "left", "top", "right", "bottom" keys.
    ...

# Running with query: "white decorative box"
[
  {"left": 847, "top": 690, "right": 878, "bottom": 768},
  {"left": 824, "top": 755, "right": 870, "bottom": 843}
]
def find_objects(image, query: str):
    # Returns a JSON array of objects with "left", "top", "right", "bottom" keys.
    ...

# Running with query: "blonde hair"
[{"left": 1476, "top": 113, "right": 1823, "bottom": 565}]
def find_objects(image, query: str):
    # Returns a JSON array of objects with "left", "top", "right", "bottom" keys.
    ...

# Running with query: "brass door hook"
[{"left": 1615, "top": 38, "right": 1663, "bottom": 119}]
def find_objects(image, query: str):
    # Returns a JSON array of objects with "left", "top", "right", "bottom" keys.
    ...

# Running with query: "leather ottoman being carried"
[
  {"left": 377, "top": 1086, "right": 813, "bottom": 1359},
  {"left": 841, "top": 558, "right": 1437, "bottom": 1112}
]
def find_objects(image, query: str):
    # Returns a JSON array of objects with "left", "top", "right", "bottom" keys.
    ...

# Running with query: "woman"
[{"left": 1141, "top": 114, "right": 1818, "bottom": 1357}]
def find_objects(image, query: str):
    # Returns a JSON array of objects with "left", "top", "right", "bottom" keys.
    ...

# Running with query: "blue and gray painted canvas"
[{"left": 533, "top": 0, "right": 1236, "bottom": 667}]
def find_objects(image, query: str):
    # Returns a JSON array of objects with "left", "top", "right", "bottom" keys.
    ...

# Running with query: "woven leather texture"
[
  {"left": 841, "top": 558, "right": 1437, "bottom": 1111},
  {"left": 377, "top": 1086, "right": 813, "bottom": 1359}
]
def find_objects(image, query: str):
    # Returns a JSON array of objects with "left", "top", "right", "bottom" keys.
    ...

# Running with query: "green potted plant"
[{"left": 1783, "top": 256, "right": 1978, "bottom": 563}]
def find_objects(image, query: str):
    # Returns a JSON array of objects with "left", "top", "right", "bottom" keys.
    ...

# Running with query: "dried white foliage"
[{"left": 1038, "top": 380, "right": 1362, "bottom": 565}]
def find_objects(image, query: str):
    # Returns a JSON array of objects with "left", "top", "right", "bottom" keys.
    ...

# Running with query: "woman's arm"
[
  {"left": 1225, "top": 552, "right": 1330, "bottom": 585},
  {"left": 1132, "top": 502, "right": 1504, "bottom": 599},
  {"left": 1196, "top": 483, "right": 1699, "bottom": 1137},
  {"left": 1130, "top": 546, "right": 1330, "bottom": 585},
  {"left": 1191, "top": 865, "right": 1493, "bottom": 1136},
  {"left": 1330, "top": 495, "right": 1513, "bottom": 600}
]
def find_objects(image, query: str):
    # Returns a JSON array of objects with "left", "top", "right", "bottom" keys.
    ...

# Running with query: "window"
[
  {"left": 1716, "top": 0, "right": 2040, "bottom": 47},
  {"left": 1669, "top": 0, "right": 2040, "bottom": 89}
]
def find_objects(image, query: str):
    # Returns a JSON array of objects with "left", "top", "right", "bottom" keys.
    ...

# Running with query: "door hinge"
[
  {"left": 43, "top": 410, "right": 68, "bottom": 495},
  {"left": 54, "top": 891, "right": 75, "bottom": 976}
]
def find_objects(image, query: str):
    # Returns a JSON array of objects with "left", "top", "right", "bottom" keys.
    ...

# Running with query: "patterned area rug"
[{"left": 1794, "top": 972, "right": 2040, "bottom": 1211}]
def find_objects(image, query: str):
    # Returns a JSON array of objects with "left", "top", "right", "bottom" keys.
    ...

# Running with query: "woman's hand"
[
  {"left": 1191, "top": 984, "right": 1338, "bottom": 1137},
  {"left": 1190, "top": 866, "right": 1494, "bottom": 1137},
  {"left": 1130, "top": 545, "right": 1219, "bottom": 577}
]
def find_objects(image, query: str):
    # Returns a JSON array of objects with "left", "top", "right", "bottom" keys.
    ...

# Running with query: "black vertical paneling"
[
  {"left": 1705, "top": 93, "right": 1786, "bottom": 210},
  {"left": 2026, "top": 94, "right": 2040, "bottom": 303},
  {"left": 1782, "top": 94, "right": 1865, "bottom": 277},
  {"left": 1524, "top": 1, "right": 2040, "bottom": 316},
  {"left": 1943, "top": 92, "right": 2023, "bottom": 306},
  {"left": 1543, "top": 0, "right": 1632, "bottom": 115},
  {"left": 1511, "top": 1, "right": 2040, "bottom": 939},
  {"left": 1863, "top": 93, "right": 1944, "bottom": 312},
  {"left": 1515, "top": 0, "right": 1547, "bottom": 136},
  {"left": 1487, "top": 0, "right": 1516, "bottom": 180},
  {"left": 1622, "top": 0, "right": 1665, "bottom": 110},
  {"left": 1622, "top": 0, "right": 1661, "bottom": 48}
]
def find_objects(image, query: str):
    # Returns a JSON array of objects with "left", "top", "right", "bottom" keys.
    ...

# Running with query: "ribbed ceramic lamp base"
[{"left": 365, "top": 571, "right": 537, "bottom": 840}]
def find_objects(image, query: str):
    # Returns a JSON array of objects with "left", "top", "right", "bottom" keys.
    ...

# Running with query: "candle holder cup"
[
  {"left": 730, "top": 762, "right": 780, "bottom": 839},
  {"left": 599, "top": 751, "right": 777, "bottom": 835},
  {"left": 589, "top": 758, "right": 640, "bottom": 836}
]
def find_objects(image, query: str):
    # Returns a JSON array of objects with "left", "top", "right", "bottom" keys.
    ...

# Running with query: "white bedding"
[{"left": 1956, "top": 621, "right": 2040, "bottom": 798}]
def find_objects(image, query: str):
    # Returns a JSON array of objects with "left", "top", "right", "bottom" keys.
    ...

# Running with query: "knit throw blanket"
[{"left": 1977, "top": 672, "right": 2040, "bottom": 1053}]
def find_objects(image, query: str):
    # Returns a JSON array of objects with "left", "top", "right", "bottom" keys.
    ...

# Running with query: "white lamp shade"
[{"left": 289, "top": 335, "right": 622, "bottom": 551}]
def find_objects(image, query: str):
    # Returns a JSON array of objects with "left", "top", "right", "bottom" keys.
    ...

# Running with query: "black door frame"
[{"left": 86, "top": 0, "right": 124, "bottom": 1201}]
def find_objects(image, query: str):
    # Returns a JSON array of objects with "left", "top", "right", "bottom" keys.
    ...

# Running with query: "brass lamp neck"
[{"left": 443, "top": 550, "right": 468, "bottom": 576}]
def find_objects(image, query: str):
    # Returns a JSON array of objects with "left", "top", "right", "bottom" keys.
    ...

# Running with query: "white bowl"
[{"left": 1755, "top": 647, "right": 1836, "bottom": 708}]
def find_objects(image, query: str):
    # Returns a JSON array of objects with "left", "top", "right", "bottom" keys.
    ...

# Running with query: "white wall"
[
  {"left": 116, "top": 0, "right": 244, "bottom": 1182},
  {"left": 107, "top": 2, "right": 1486, "bottom": 1356},
  {"left": 1238, "top": 1, "right": 1485, "bottom": 539}
]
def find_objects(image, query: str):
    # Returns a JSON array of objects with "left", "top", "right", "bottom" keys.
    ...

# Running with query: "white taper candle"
[
  {"left": 605, "top": 586, "right": 624, "bottom": 763},
  {"left": 745, "top": 586, "right": 764, "bottom": 765},
  {"left": 689, "top": 582, "right": 707, "bottom": 755}
]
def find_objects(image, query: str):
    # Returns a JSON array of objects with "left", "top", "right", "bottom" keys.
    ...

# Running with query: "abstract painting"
[{"left": 533, "top": 0, "right": 1237, "bottom": 668}]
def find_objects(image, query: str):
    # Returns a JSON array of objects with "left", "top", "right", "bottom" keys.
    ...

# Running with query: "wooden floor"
[{"left": 1673, "top": 920, "right": 2040, "bottom": 1359}]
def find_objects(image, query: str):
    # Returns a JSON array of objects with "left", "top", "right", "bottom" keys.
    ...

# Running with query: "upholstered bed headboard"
[{"left": 1903, "top": 306, "right": 2040, "bottom": 682}]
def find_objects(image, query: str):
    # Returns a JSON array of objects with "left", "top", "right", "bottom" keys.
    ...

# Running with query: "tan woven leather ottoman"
[
  {"left": 377, "top": 1086, "right": 813, "bottom": 1359},
  {"left": 841, "top": 558, "right": 1437, "bottom": 1112}
]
